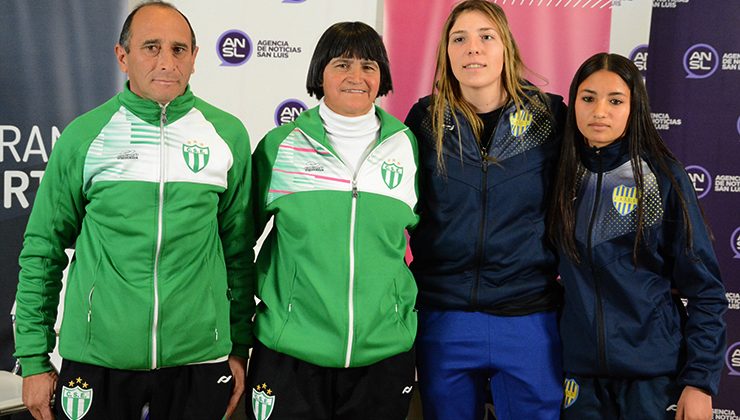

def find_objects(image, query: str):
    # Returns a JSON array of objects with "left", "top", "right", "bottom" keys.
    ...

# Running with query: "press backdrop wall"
[{"left": 1, "top": 0, "right": 737, "bottom": 416}]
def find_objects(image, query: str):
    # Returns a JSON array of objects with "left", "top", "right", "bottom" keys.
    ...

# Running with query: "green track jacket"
[
  {"left": 15, "top": 85, "right": 255, "bottom": 376},
  {"left": 252, "top": 105, "right": 419, "bottom": 368}
]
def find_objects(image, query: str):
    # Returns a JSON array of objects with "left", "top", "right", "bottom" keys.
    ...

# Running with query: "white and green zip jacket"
[
  {"left": 252, "top": 105, "right": 419, "bottom": 368},
  {"left": 15, "top": 84, "right": 255, "bottom": 376}
]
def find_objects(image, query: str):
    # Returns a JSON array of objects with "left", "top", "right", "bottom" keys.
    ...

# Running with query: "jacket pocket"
[
  {"left": 652, "top": 292, "right": 681, "bottom": 343},
  {"left": 273, "top": 263, "right": 298, "bottom": 349},
  {"left": 392, "top": 268, "right": 417, "bottom": 343}
]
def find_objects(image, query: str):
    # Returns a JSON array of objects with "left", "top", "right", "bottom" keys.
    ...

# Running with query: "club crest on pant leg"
[
  {"left": 61, "top": 376, "right": 93, "bottom": 420},
  {"left": 252, "top": 383, "right": 276, "bottom": 420},
  {"left": 563, "top": 377, "right": 580, "bottom": 409}
]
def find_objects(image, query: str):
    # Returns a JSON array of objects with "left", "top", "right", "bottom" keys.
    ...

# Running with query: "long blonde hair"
[{"left": 431, "top": 0, "right": 547, "bottom": 167}]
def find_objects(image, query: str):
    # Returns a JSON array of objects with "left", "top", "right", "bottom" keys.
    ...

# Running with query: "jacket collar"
[
  {"left": 295, "top": 104, "right": 408, "bottom": 149},
  {"left": 579, "top": 138, "right": 631, "bottom": 173},
  {"left": 118, "top": 82, "right": 195, "bottom": 126}
]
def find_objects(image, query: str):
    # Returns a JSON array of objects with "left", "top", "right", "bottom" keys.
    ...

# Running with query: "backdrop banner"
[
  {"left": 646, "top": 0, "right": 740, "bottom": 414},
  {"left": 0, "top": 0, "right": 126, "bottom": 372}
]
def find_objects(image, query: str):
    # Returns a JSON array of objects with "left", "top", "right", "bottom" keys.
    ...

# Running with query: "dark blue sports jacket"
[
  {"left": 404, "top": 92, "right": 566, "bottom": 315},
  {"left": 559, "top": 139, "right": 727, "bottom": 394}
]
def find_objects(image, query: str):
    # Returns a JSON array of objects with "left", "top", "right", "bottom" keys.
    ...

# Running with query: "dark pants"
[
  {"left": 561, "top": 374, "right": 683, "bottom": 420},
  {"left": 245, "top": 340, "right": 415, "bottom": 420},
  {"left": 54, "top": 359, "right": 234, "bottom": 420}
]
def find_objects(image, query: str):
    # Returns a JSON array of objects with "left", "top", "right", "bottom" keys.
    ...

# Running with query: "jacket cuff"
[
  {"left": 678, "top": 371, "right": 719, "bottom": 396},
  {"left": 231, "top": 341, "right": 251, "bottom": 360},
  {"left": 19, "top": 355, "right": 54, "bottom": 378}
]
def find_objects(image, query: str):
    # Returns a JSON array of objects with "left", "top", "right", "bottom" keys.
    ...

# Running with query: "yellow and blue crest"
[
  {"left": 612, "top": 184, "right": 638, "bottom": 216},
  {"left": 509, "top": 109, "right": 533, "bottom": 137},
  {"left": 563, "top": 377, "right": 580, "bottom": 409}
]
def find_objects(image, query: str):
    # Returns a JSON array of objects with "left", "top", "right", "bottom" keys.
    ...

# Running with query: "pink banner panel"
[{"left": 383, "top": 0, "right": 612, "bottom": 120}]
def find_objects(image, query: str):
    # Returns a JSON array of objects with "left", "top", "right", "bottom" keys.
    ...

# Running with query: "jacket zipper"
[
  {"left": 152, "top": 103, "right": 168, "bottom": 369},
  {"left": 471, "top": 122, "right": 498, "bottom": 309},
  {"left": 345, "top": 179, "right": 359, "bottom": 367},
  {"left": 586, "top": 148, "right": 608, "bottom": 372}
]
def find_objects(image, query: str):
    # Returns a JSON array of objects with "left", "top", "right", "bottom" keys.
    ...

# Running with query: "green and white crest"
[
  {"left": 61, "top": 382, "right": 93, "bottom": 420},
  {"left": 252, "top": 384, "right": 276, "bottom": 420},
  {"left": 381, "top": 160, "right": 403, "bottom": 190},
  {"left": 182, "top": 141, "right": 210, "bottom": 173}
]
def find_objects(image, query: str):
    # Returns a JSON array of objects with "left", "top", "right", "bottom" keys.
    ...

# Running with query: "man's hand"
[
  {"left": 676, "top": 385, "right": 712, "bottom": 420},
  {"left": 22, "top": 371, "right": 58, "bottom": 420},
  {"left": 224, "top": 355, "right": 247, "bottom": 419}
]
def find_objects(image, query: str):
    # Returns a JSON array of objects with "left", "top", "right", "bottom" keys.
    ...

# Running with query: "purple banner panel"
[{"left": 647, "top": 0, "right": 740, "bottom": 414}]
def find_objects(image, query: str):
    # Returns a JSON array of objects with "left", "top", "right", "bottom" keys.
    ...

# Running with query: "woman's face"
[
  {"left": 575, "top": 70, "right": 631, "bottom": 148},
  {"left": 322, "top": 56, "right": 380, "bottom": 117},
  {"left": 447, "top": 10, "right": 505, "bottom": 101}
]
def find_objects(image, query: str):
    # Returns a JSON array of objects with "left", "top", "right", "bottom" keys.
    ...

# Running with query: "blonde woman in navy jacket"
[
  {"left": 404, "top": 1, "right": 566, "bottom": 418},
  {"left": 549, "top": 53, "right": 727, "bottom": 419}
]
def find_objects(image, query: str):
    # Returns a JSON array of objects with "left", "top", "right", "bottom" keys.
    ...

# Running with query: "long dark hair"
[{"left": 548, "top": 52, "right": 695, "bottom": 263}]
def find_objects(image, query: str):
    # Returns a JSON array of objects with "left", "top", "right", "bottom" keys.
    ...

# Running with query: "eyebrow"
[
  {"left": 580, "top": 88, "right": 627, "bottom": 96},
  {"left": 140, "top": 39, "right": 190, "bottom": 50},
  {"left": 450, "top": 27, "right": 497, "bottom": 36}
]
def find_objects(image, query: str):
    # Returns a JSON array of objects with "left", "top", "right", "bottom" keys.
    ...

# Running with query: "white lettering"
[{"left": 0, "top": 125, "right": 22, "bottom": 162}]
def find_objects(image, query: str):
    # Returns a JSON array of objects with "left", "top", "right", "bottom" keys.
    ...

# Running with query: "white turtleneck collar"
[{"left": 319, "top": 98, "right": 380, "bottom": 174}]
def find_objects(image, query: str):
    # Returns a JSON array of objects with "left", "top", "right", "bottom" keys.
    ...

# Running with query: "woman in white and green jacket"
[{"left": 246, "top": 22, "right": 419, "bottom": 420}]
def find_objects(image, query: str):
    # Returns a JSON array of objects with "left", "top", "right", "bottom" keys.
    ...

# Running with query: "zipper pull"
[
  {"left": 352, "top": 180, "right": 358, "bottom": 198},
  {"left": 160, "top": 103, "right": 168, "bottom": 125}
]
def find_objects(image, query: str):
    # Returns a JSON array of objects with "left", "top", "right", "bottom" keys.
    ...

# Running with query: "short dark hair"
[
  {"left": 306, "top": 22, "right": 393, "bottom": 99},
  {"left": 118, "top": 1, "right": 196, "bottom": 52}
]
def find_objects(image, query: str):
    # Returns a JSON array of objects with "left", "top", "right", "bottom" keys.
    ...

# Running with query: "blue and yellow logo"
[
  {"left": 509, "top": 109, "right": 532, "bottom": 137},
  {"left": 612, "top": 184, "right": 638, "bottom": 216},
  {"left": 563, "top": 378, "right": 580, "bottom": 409}
]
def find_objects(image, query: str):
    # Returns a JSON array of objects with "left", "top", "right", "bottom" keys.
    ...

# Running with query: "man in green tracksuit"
[{"left": 14, "top": 2, "right": 254, "bottom": 419}]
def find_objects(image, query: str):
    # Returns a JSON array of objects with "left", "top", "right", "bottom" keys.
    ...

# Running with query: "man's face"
[{"left": 115, "top": 5, "right": 198, "bottom": 104}]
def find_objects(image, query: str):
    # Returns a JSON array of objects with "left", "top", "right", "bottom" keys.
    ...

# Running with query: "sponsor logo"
[
  {"left": 274, "top": 99, "right": 307, "bottom": 126},
  {"left": 653, "top": 0, "right": 690, "bottom": 8},
  {"left": 563, "top": 378, "right": 579, "bottom": 409},
  {"left": 726, "top": 341, "right": 740, "bottom": 376},
  {"left": 612, "top": 185, "right": 638, "bottom": 216},
  {"left": 629, "top": 44, "right": 649, "bottom": 78},
  {"left": 509, "top": 109, "right": 532, "bottom": 137},
  {"left": 381, "top": 160, "right": 403, "bottom": 190},
  {"left": 712, "top": 408, "right": 740, "bottom": 420},
  {"left": 256, "top": 39, "right": 303, "bottom": 59},
  {"left": 402, "top": 386, "right": 413, "bottom": 394},
  {"left": 61, "top": 377, "right": 93, "bottom": 420},
  {"left": 182, "top": 141, "right": 210, "bottom": 173},
  {"left": 666, "top": 404, "right": 678, "bottom": 412},
  {"left": 217, "top": 30, "right": 252, "bottom": 66},
  {"left": 731, "top": 227, "right": 740, "bottom": 259},
  {"left": 714, "top": 175, "right": 740, "bottom": 193},
  {"left": 722, "top": 53, "right": 740, "bottom": 71},
  {"left": 116, "top": 150, "right": 138, "bottom": 160},
  {"left": 303, "top": 161, "right": 324, "bottom": 172},
  {"left": 252, "top": 383, "right": 275, "bottom": 420},
  {"left": 217, "top": 375, "right": 233, "bottom": 384},
  {"left": 685, "top": 165, "right": 711, "bottom": 199},
  {"left": 727, "top": 292, "right": 740, "bottom": 310},
  {"left": 683, "top": 43, "right": 719, "bottom": 79},
  {"left": 651, "top": 112, "right": 682, "bottom": 131}
]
